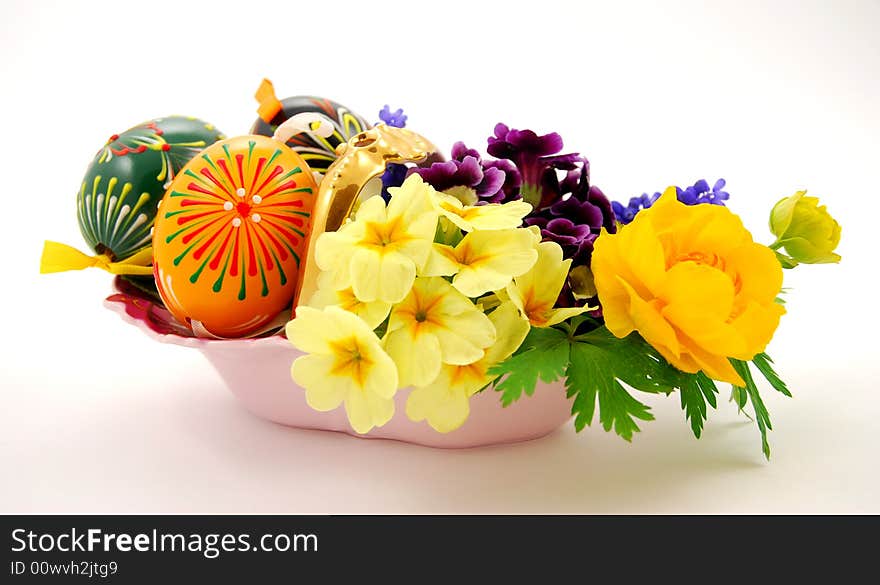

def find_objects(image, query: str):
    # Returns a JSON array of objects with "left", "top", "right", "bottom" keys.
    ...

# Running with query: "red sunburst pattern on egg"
[{"left": 162, "top": 140, "right": 313, "bottom": 300}]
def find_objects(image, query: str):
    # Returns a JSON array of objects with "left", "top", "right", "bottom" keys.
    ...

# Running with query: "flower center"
[
  {"left": 455, "top": 240, "right": 490, "bottom": 267},
  {"left": 449, "top": 361, "right": 488, "bottom": 386},
  {"left": 329, "top": 337, "right": 374, "bottom": 387},
  {"left": 522, "top": 290, "right": 552, "bottom": 325},
  {"left": 414, "top": 310, "right": 428, "bottom": 322},
  {"left": 363, "top": 216, "right": 406, "bottom": 252},
  {"left": 676, "top": 250, "right": 730, "bottom": 272},
  {"left": 676, "top": 250, "right": 742, "bottom": 296}
]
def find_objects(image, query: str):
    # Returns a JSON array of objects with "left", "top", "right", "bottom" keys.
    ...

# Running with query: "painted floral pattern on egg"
[
  {"left": 152, "top": 135, "right": 318, "bottom": 338},
  {"left": 251, "top": 95, "right": 371, "bottom": 174}
]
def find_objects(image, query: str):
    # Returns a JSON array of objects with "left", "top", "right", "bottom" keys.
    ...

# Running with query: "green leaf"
[
  {"left": 774, "top": 250, "right": 799, "bottom": 269},
  {"left": 489, "top": 326, "right": 570, "bottom": 406},
  {"left": 575, "top": 328, "right": 679, "bottom": 395},
  {"left": 565, "top": 340, "right": 654, "bottom": 441},
  {"left": 731, "top": 359, "right": 773, "bottom": 460},
  {"left": 751, "top": 353, "right": 792, "bottom": 397},
  {"left": 565, "top": 313, "right": 601, "bottom": 335},
  {"left": 730, "top": 385, "right": 749, "bottom": 412},
  {"left": 679, "top": 372, "right": 719, "bottom": 438},
  {"left": 565, "top": 343, "right": 597, "bottom": 431}
]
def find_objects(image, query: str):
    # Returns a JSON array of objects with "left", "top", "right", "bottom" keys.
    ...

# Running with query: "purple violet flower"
[
  {"left": 480, "top": 158, "right": 521, "bottom": 202},
  {"left": 411, "top": 141, "right": 518, "bottom": 204},
  {"left": 533, "top": 217, "right": 592, "bottom": 247},
  {"left": 487, "top": 123, "right": 582, "bottom": 209},
  {"left": 412, "top": 123, "right": 621, "bottom": 309},
  {"left": 524, "top": 166, "right": 617, "bottom": 274}
]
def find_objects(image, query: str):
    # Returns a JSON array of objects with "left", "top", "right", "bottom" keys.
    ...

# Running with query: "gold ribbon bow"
[{"left": 40, "top": 241, "right": 154, "bottom": 276}]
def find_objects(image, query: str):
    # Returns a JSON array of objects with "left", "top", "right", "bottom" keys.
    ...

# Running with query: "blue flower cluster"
[
  {"left": 612, "top": 179, "right": 730, "bottom": 224},
  {"left": 378, "top": 105, "right": 407, "bottom": 128}
]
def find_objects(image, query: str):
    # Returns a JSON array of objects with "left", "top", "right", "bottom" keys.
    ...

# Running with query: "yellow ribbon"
[{"left": 40, "top": 241, "right": 154, "bottom": 276}]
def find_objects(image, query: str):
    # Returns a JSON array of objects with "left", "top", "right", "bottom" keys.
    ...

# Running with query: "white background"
[{"left": 1, "top": 0, "right": 877, "bottom": 513}]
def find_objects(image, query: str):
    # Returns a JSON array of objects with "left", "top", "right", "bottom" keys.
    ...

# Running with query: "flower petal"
[
  {"left": 729, "top": 300, "right": 786, "bottom": 358},
  {"left": 618, "top": 277, "right": 681, "bottom": 358},
  {"left": 292, "top": 354, "right": 349, "bottom": 411},
  {"left": 384, "top": 327, "right": 442, "bottom": 388},
  {"left": 359, "top": 342, "right": 400, "bottom": 399},
  {"left": 728, "top": 242, "right": 785, "bottom": 305},
  {"left": 314, "top": 230, "right": 357, "bottom": 288},
  {"left": 437, "top": 307, "right": 496, "bottom": 361},
  {"left": 484, "top": 302, "right": 531, "bottom": 364},
  {"left": 406, "top": 376, "right": 472, "bottom": 433},
  {"left": 345, "top": 389, "right": 395, "bottom": 434},
  {"left": 352, "top": 194, "right": 388, "bottom": 224},
  {"left": 422, "top": 244, "right": 460, "bottom": 277},
  {"left": 511, "top": 241, "right": 569, "bottom": 309},
  {"left": 350, "top": 248, "right": 416, "bottom": 303},
  {"left": 661, "top": 262, "right": 735, "bottom": 323},
  {"left": 285, "top": 306, "right": 342, "bottom": 354},
  {"left": 541, "top": 306, "right": 591, "bottom": 328},
  {"left": 387, "top": 174, "right": 437, "bottom": 224}
]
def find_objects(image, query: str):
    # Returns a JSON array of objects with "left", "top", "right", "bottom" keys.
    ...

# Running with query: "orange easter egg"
[{"left": 153, "top": 135, "right": 317, "bottom": 337}]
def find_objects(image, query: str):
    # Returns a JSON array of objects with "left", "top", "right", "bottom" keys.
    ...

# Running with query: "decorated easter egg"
[
  {"left": 251, "top": 81, "right": 370, "bottom": 174},
  {"left": 76, "top": 116, "right": 224, "bottom": 261},
  {"left": 152, "top": 135, "right": 318, "bottom": 337}
]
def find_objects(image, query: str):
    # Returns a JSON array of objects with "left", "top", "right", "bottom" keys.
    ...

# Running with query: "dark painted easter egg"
[
  {"left": 76, "top": 116, "right": 224, "bottom": 261},
  {"left": 250, "top": 96, "right": 370, "bottom": 174}
]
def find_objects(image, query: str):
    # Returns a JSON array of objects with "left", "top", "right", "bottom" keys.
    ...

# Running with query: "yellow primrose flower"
[
  {"left": 307, "top": 271, "right": 391, "bottom": 329},
  {"left": 287, "top": 306, "right": 398, "bottom": 434},
  {"left": 423, "top": 228, "right": 539, "bottom": 297},
  {"left": 592, "top": 188, "right": 785, "bottom": 386},
  {"left": 314, "top": 174, "right": 438, "bottom": 303},
  {"left": 383, "top": 277, "right": 496, "bottom": 388},
  {"left": 506, "top": 240, "right": 591, "bottom": 327},
  {"left": 434, "top": 191, "right": 533, "bottom": 232},
  {"left": 769, "top": 190, "right": 841, "bottom": 264},
  {"left": 406, "top": 301, "right": 530, "bottom": 433}
]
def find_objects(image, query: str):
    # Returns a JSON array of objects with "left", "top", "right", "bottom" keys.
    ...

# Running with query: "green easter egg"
[{"left": 76, "top": 116, "right": 225, "bottom": 261}]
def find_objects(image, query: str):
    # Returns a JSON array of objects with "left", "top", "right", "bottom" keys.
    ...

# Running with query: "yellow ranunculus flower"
[
  {"left": 506, "top": 240, "right": 591, "bottom": 327},
  {"left": 433, "top": 192, "right": 533, "bottom": 232},
  {"left": 307, "top": 271, "right": 391, "bottom": 330},
  {"left": 287, "top": 306, "right": 399, "bottom": 434},
  {"left": 422, "top": 228, "right": 539, "bottom": 297},
  {"left": 592, "top": 188, "right": 785, "bottom": 386},
  {"left": 314, "top": 174, "right": 438, "bottom": 303},
  {"left": 769, "top": 190, "right": 841, "bottom": 264},
  {"left": 383, "top": 277, "right": 496, "bottom": 388},
  {"left": 406, "top": 301, "right": 530, "bottom": 433}
]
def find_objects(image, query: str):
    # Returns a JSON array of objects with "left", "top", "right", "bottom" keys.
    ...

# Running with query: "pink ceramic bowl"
[{"left": 105, "top": 278, "right": 573, "bottom": 448}]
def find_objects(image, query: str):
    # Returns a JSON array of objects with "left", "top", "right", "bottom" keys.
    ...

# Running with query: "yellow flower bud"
[{"left": 769, "top": 190, "right": 841, "bottom": 264}]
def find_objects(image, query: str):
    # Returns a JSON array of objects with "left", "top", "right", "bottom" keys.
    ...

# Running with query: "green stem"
[{"left": 520, "top": 183, "right": 542, "bottom": 208}]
